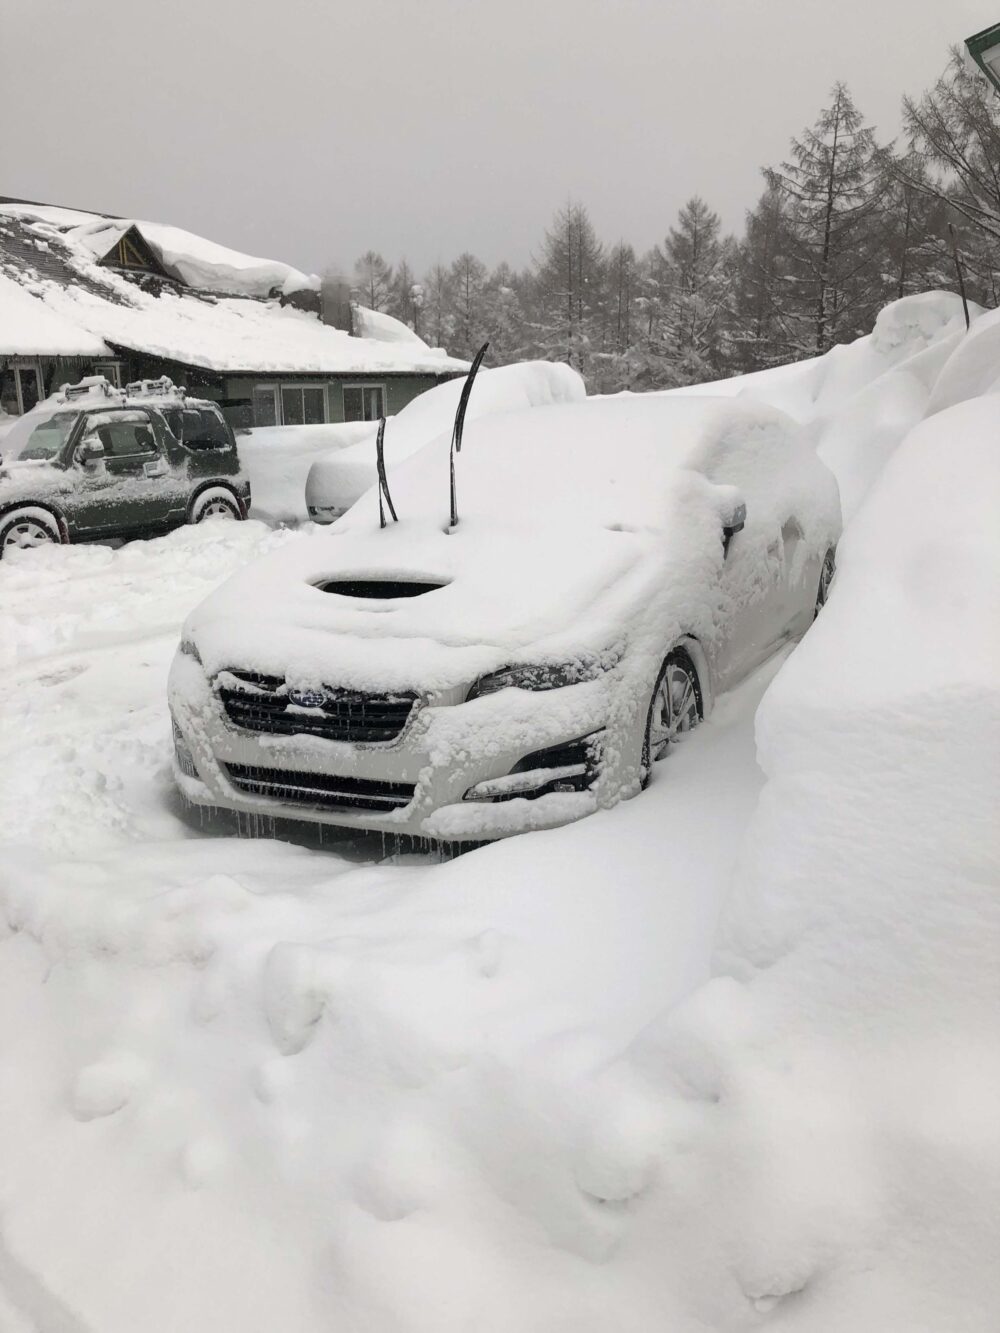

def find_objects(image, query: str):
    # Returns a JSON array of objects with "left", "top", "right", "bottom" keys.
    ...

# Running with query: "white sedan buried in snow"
[{"left": 169, "top": 395, "right": 840, "bottom": 842}]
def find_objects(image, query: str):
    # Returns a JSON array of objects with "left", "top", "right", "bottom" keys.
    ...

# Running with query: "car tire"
[
  {"left": 188, "top": 487, "right": 243, "bottom": 524},
  {"left": 0, "top": 508, "right": 63, "bottom": 558},
  {"left": 640, "top": 647, "right": 703, "bottom": 789},
  {"left": 814, "top": 548, "right": 836, "bottom": 617}
]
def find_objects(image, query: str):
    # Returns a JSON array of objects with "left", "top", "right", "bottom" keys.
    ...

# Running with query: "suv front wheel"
[{"left": 0, "top": 508, "right": 63, "bottom": 557}]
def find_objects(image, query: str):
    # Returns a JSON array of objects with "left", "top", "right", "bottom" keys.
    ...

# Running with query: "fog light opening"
[{"left": 463, "top": 730, "right": 604, "bottom": 803}]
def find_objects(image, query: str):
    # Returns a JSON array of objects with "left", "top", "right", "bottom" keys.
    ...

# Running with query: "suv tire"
[
  {"left": 0, "top": 508, "right": 63, "bottom": 557},
  {"left": 188, "top": 487, "right": 243, "bottom": 524}
]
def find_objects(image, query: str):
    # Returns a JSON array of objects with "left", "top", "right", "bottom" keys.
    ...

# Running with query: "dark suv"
[{"left": 0, "top": 381, "right": 250, "bottom": 556}]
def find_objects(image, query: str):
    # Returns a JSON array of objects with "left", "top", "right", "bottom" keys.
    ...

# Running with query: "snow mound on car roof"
[
  {"left": 306, "top": 360, "right": 586, "bottom": 512},
  {"left": 341, "top": 392, "right": 810, "bottom": 531}
]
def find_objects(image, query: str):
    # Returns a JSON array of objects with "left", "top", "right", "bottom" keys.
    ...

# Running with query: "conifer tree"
[
  {"left": 449, "top": 252, "right": 489, "bottom": 358},
  {"left": 353, "top": 251, "right": 393, "bottom": 312},
  {"left": 729, "top": 186, "right": 793, "bottom": 371},
  {"left": 531, "top": 204, "right": 606, "bottom": 372},
  {"left": 766, "top": 84, "right": 884, "bottom": 353},
  {"left": 388, "top": 259, "right": 423, "bottom": 332},
  {"left": 901, "top": 49, "right": 1000, "bottom": 304},
  {"left": 421, "top": 264, "right": 456, "bottom": 350},
  {"left": 652, "top": 196, "right": 731, "bottom": 380}
]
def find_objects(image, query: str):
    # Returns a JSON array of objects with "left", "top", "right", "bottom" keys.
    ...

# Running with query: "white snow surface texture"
[
  {"left": 0, "top": 290, "right": 997, "bottom": 1331},
  {"left": 0, "top": 271, "right": 110, "bottom": 357}
]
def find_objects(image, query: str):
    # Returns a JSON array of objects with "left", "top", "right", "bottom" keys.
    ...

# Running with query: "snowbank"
[
  {"left": 238, "top": 422, "right": 373, "bottom": 525},
  {"left": 666, "top": 291, "right": 978, "bottom": 521},
  {"left": 616, "top": 395, "right": 1000, "bottom": 1328},
  {"left": 926, "top": 303, "right": 1000, "bottom": 414}
]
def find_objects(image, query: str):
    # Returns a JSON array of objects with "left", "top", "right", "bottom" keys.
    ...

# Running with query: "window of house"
[
  {"left": 0, "top": 369, "right": 18, "bottom": 417},
  {"left": 280, "top": 385, "right": 326, "bottom": 426},
  {"left": 252, "top": 386, "right": 278, "bottom": 428},
  {"left": 342, "top": 384, "right": 386, "bottom": 422},
  {"left": 0, "top": 364, "right": 44, "bottom": 416},
  {"left": 114, "top": 236, "right": 150, "bottom": 269}
]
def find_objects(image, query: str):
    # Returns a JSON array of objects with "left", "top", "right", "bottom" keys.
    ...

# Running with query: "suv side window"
[
  {"left": 80, "top": 411, "right": 162, "bottom": 466},
  {"left": 97, "top": 419, "right": 158, "bottom": 457},
  {"left": 185, "top": 407, "right": 231, "bottom": 450}
]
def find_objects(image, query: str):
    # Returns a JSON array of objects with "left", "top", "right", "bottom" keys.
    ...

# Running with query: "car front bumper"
[{"left": 168, "top": 652, "right": 614, "bottom": 841}]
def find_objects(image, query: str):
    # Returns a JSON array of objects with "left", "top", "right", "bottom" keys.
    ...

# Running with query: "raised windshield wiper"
[
  {"left": 376, "top": 415, "right": 397, "bottom": 529},
  {"left": 449, "top": 341, "right": 489, "bottom": 530}
]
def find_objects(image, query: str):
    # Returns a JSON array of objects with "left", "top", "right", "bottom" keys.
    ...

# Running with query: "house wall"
[
  {"left": 220, "top": 372, "right": 459, "bottom": 428},
  {"left": 0, "top": 354, "right": 121, "bottom": 415}
]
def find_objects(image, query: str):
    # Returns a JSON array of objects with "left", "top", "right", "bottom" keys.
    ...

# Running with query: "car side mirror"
[
  {"left": 722, "top": 502, "right": 746, "bottom": 558},
  {"left": 74, "top": 438, "right": 106, "bottom": 469}
]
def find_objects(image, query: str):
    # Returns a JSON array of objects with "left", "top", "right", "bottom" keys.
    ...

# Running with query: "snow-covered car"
[
  {"left": 0, "top": 378, "right": 250, "bottom": 555},
  {"left": 304, "top": 359, "right": 585, "bottom": 523},
  {"left": 169, "top": 393, "right": 840, "bottom": 843}
]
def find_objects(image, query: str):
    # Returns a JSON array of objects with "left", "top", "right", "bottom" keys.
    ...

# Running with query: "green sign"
[{"left": 966, "top": 22, "right": 1000, "bottom": 94}]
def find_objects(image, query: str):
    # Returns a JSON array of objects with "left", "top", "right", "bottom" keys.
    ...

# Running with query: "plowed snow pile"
[{"left": 0, "top": 291, "right": 996, "bottom": 1331}]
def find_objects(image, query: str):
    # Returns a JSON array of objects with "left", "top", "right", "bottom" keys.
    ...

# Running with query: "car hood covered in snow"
[{"left": 185, "top": 395, "right": 839, "bottom": 692}]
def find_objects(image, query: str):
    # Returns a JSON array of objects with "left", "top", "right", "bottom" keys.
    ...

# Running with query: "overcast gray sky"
[{"left": 2, "top": 0, "right": 992, "bottom": 277}]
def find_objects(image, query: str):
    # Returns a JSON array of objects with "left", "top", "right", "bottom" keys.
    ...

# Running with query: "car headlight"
[
  {"left": 467, "top": 654, "right": 618, "bottom": 701},
  {"left": 179, "top": 637, "right": 202, "bottom": 665}
]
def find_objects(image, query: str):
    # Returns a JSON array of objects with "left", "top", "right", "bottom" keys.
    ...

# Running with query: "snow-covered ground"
[{"left": 0, "top": 291, "right": 996, "bottom": 1330}]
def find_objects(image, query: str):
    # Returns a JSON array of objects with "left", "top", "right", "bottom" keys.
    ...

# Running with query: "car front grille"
[
  {"left": 224, "top": 762, "right": 416, "bottom": 812},
  {"left": 217, "top": 670, "right": 416, "bottom": 744}
]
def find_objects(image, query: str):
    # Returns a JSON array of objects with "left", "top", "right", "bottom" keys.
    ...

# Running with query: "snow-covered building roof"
[
  {"left": 0, "top": 202, "right": 468, "bottom": 377},
  {"left": 0, "top": 271, "right": 110, "bottom": 357}
]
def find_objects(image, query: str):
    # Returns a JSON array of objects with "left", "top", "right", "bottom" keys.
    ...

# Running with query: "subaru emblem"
[{"left": 288, "top": 688, "right": 326, "bottom": 708}]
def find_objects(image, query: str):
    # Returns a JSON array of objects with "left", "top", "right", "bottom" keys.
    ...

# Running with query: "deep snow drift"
[
  {"left": 0, "top": 290, "right": 996, "bottom": 1331},
  {"left": 669, "top": 290, "right": 977, "bottom": 521}
]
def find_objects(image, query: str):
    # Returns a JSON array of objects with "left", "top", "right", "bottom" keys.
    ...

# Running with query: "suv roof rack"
[
  {"left": 125, "top": 376, "right": 186, "bottom": 403},
  {"left": 61, "top": 376, "right": 123, "bottom": 403}
]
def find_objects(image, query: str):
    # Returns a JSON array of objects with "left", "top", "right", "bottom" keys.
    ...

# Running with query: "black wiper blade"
[
  {"left": 449, "top": 341, "right": 489, "bottom": 529},
  {"left": 376, "top": 415, "right": 398, "bottom": 528}
]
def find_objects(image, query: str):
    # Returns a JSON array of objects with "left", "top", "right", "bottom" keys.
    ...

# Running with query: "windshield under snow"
[{"left": 4, "top": 411, "right": 80, "bottom": 462}]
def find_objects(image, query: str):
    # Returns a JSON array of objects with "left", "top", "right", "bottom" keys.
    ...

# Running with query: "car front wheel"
[
  {"left": 641, "top": 648, "right": 703, "bottom": 788},
  {"left": 0, "top": 509, "right": 62, "bottom": 557}
]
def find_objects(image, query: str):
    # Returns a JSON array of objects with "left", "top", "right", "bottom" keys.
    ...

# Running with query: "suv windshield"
[{"left": 5, "top": 411, "right": 80, "bottom": 462}]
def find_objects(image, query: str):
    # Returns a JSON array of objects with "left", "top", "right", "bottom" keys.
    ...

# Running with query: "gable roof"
[{"left": 0, "top": 203, "right": 469, "bottom": 377}]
